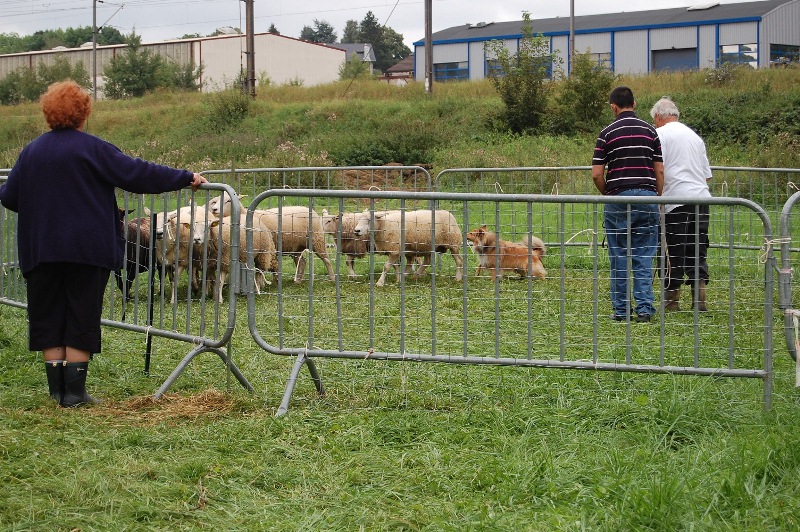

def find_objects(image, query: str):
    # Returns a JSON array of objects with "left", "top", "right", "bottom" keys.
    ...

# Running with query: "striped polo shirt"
[{"left": 593, "top": 110, "right": 662, "bottom": 196}]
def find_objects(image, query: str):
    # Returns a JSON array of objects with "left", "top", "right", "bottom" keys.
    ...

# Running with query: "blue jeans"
[{"left": 604, "top": 189, "right": 659, "bottom": 317}]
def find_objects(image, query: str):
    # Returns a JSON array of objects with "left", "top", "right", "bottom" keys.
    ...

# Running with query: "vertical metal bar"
[
  {"left": 728, "top": 205, "right": 736, "bottom": 367},
  {"left": 399, "top": 200, "right": 406, "bottom": 356},
  {"left": 462, "top": 200, "right": 469, "bottom": 358},
  {"left": 494, "top": 202, "right": 501, "bottom": 358},
  {"left": 592, "top": 202, "right": 599, "bottom": 364},
  {"left": 559, "top": 202, "right": 566, "bottom": 362},
  {"left": 625, "top": 204, "right": 632, "bottom": 364},
  {"left": 430, "top": 206, "right": 437, "bottom": 357}
]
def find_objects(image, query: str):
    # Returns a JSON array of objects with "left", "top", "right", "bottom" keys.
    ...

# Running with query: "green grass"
[{"left": 3, "top": 70, "right": 800, "bottom": 529}]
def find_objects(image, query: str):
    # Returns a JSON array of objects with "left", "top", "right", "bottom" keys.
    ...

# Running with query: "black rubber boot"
[
  {"left": 61, "top": 361, "right": 100, "bottom": 407},
  {"left": 44, "top": 360, "right": 65, "bottom": 403}
]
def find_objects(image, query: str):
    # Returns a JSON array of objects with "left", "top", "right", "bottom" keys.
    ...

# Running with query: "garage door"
[{"left": 652, "top": 48, "right": 698, "bottom": 71}]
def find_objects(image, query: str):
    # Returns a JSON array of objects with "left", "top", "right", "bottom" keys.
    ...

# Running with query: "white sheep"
[
  {"left": 209, "top": 192, "right": 334, "bottom": 283},
  {"left": 153, "top": 205, "right": 206, "bottom": 304},
  {"left": 195, "top": 213, "right": 278, "bottom": 303},
  {"left": 322, "top": 208, "right": 426, "bottom": 280},
  {"left": 353, "top": 209, "right": 464, "bottom": 287}
]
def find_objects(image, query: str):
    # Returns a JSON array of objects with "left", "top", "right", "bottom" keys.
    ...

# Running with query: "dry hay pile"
[{"left": 87, "top": 389, "right": 236, "bottom": 425}]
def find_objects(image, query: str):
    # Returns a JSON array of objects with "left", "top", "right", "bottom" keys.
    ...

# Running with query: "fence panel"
[
  {"left": 0, "top": 179, "right": 253, "bottom": 396},
  {"left": 245, "top": 189, "right": 775, "bottom": 415},
  {"left": 779, "top": 191, "right": 800, "bottom": 363},
  {"left": 435, "top": 166, "right": 800, "bottom": 254}
]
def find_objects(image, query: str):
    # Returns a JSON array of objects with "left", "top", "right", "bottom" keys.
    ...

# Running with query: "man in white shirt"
[{"left": 650, "top": 97, "right": 712, "bottom": 311}]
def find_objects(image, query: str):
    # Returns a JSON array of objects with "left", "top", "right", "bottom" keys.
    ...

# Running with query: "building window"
[
  {"left": 770, "top": 44, "right": 799, "bottom": 66},
  {"left": 434, "top": 61, "right": 469, "bottom": 81},
  {"left": 486, "top": 59, "right": 503, "bottom": 78},
  {"left": 720, "top": 43, "right": 757, "bottom": 67},
  {"left": 484, "top": 58, "right": 553, "bottom": 79},
  {"left": 588, "top": 52, "right": 611, "bottom": 69}
]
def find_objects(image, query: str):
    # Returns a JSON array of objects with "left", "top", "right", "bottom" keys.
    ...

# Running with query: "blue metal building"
[{"left": 413, "top": 0, "right": 800, "bottom": 80}]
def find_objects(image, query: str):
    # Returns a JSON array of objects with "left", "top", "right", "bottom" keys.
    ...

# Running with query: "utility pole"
[
  {"left": 244, "top": 0, "right": 256, "bottom": 97},
  {"left": 569, "top": 0, "right": 575, "bottom": 75},
  {"left": 425, "top": 0, "right": 432, "bottom": 94},
  {"left": 92, "top": 0, "right": 97, "bottom": 100}
]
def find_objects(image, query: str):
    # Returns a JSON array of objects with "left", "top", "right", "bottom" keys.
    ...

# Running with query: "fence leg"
[
  {"left": 153, "top": 345, "right": 253, "bottom": 398},
  {"left": 275, "top": 352, "right": 326, "bottom": 417}
]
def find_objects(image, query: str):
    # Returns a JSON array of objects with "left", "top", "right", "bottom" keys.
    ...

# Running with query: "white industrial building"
[
  {"left": 413, "top": 0, "right": 800, "bottom": 81},
  {"left": 0, "top": 32, "right": 345, "bottom": 93}
]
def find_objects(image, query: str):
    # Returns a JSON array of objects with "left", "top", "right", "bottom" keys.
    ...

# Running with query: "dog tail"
[{"left": 524, "top": 234, "right": 546, "bottom": 257}]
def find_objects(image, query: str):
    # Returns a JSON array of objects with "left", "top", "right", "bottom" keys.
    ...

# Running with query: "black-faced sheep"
[
  {"left": 353, "top": 209, "right": 464, "bottom": 287},
  {"left": 115, "top": 209, "right": 157, "bottom": 301},
  {"left": 321, "top": 209, "right": 369, "bottom": 279}
]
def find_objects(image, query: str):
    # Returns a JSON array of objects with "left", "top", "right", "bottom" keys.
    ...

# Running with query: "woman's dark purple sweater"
[{"left": 0, "top": 128, "right": 193, "bottom": 276}]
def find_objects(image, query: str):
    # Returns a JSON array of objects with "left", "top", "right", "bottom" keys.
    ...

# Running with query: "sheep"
[
  {"left": 114, "top": 208, "right": 157, "bottom": 301},
  {"left": 322, "top": 208, "right": 426, "bottom": 280},
  {"left": 353, "top": 209, "right": 464, "bottom": 287},
  {"left": 321, "top": 209, "right": 369, "bottom": 279},
  {"left": 153, "top": 206, "right": 207, "bottom": 304},
  {"left": 209, "top": 191, "right": 334, "bottom": 283},
  {"left": 189, "top": 213, "right": 278, "bottom": 303}
]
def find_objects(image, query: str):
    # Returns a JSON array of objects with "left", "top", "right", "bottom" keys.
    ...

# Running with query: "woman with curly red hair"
[{"left": 0, "top": 80, "right": 207, "bottom": 407}]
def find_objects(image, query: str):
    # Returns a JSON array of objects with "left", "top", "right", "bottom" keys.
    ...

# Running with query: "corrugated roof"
[
  {"left": 417, "top": 0, "right": 791, "bottom": 44},
  {"left": 386, "top": 54, "right": 414, "bottom": 73}
]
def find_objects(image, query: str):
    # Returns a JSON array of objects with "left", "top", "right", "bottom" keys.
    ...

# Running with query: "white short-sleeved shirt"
[{"left": 657, "top": 120, "right": 712, "bottom": 213}]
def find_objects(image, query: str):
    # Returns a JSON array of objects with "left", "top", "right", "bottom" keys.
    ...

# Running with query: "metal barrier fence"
[
  {"left": 435, "top": 166, "right": 800, "bottom": 253},
  {"left": 1, "top": 167, "right": 792, "bottom": 413},
  {"left": 0, "top": 178, "right": 254, "bottom": 397},
  {"left": 246, "top": 189, "right": 775, "bottom": 415},
  {"left": 779, "top": 190, "right": 800, "bottom": 363}
]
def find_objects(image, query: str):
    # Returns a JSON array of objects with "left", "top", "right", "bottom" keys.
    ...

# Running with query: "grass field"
[{"left": 3, "top": 68, "right": 800, "bottom": 529}]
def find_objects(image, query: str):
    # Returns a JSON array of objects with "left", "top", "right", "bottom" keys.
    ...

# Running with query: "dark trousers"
[{"left": 663, "top": 204, "right": 709, "bottom": 290}]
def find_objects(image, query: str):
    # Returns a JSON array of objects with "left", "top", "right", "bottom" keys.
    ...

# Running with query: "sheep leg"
[
  {"left": 216, "top": 270, "right": 227, "bottom": 303},
  {"left": 346, "top": 255, "right": 357, "bottom": 279},
  {"left": 376, "top": 254, "right": 397, "bottom": 287},
  {"left": 451, "top": 248, "right": 464, "bottom": 282},
  {"left": 313, "top": 244, "right": 336, "bottom": 281},
  {"left": 412, "top": 255, "right": 431, "bottom": 278}
]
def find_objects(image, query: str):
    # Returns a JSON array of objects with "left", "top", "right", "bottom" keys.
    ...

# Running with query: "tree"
[
  {"left": 338, "top": 52, "right": 372, "bottom": 80},
  {"left": 358, "top": 12, "right": 383, "bottom": 54},
  {"left": 341, "top": 20, "right": 359, "bottom": 44},
  {"left": 377, "top": 27, "right": 411, "bottom": 73},
  {"left": 103, "top": 32, "right": 164, "bottom": 98},
  {"left": 300, "top": 19, "right": 337, "bottom": 43},
  {"left": 485, "top": 12, "right": 555, "bottom": 133},
  {"left": 0, "top": 26, "right": 124, "bottom": 53},
  {"left": 268, "top": 24, "right": 280, "bottom": 35}
]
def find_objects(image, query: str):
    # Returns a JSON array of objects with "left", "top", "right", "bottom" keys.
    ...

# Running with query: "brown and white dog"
[{"left": 466, "top": 225, "right": 547, "bottom": 280}]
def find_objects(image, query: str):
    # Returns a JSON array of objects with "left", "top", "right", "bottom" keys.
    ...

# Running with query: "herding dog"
[{"left": 466, "top": 225, "right": 547, "bottom": 280}]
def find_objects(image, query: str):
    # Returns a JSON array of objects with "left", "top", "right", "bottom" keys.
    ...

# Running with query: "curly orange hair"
[{"left": 40, "top": 80, "right": 92, "bottom": 130}]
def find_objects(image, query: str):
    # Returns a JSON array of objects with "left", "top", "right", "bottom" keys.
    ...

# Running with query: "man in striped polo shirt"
[{"left": 592, "top": 86, "right": 664, "bottom": 322}]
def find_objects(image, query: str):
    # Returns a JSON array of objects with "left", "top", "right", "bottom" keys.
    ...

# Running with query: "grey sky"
[{"left": 2, "top": 0, "right": 757, "bottom": 50}]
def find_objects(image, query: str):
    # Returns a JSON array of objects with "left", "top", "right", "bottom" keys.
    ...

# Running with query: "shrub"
[
  {"left": 0, "top": 56, "right": 89, "bottom": 105},
  {"left": 485, "top": 12, "right": 556, "bottom": 134},
  {"left": 204, "top": 88, "right": 251, "bottom": 129},
  {"left": 103, "top": 33, "right": 163, "bottom": 99},
  {"left": 550, "top": 52, "right": 616, "bottom": 134}
]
